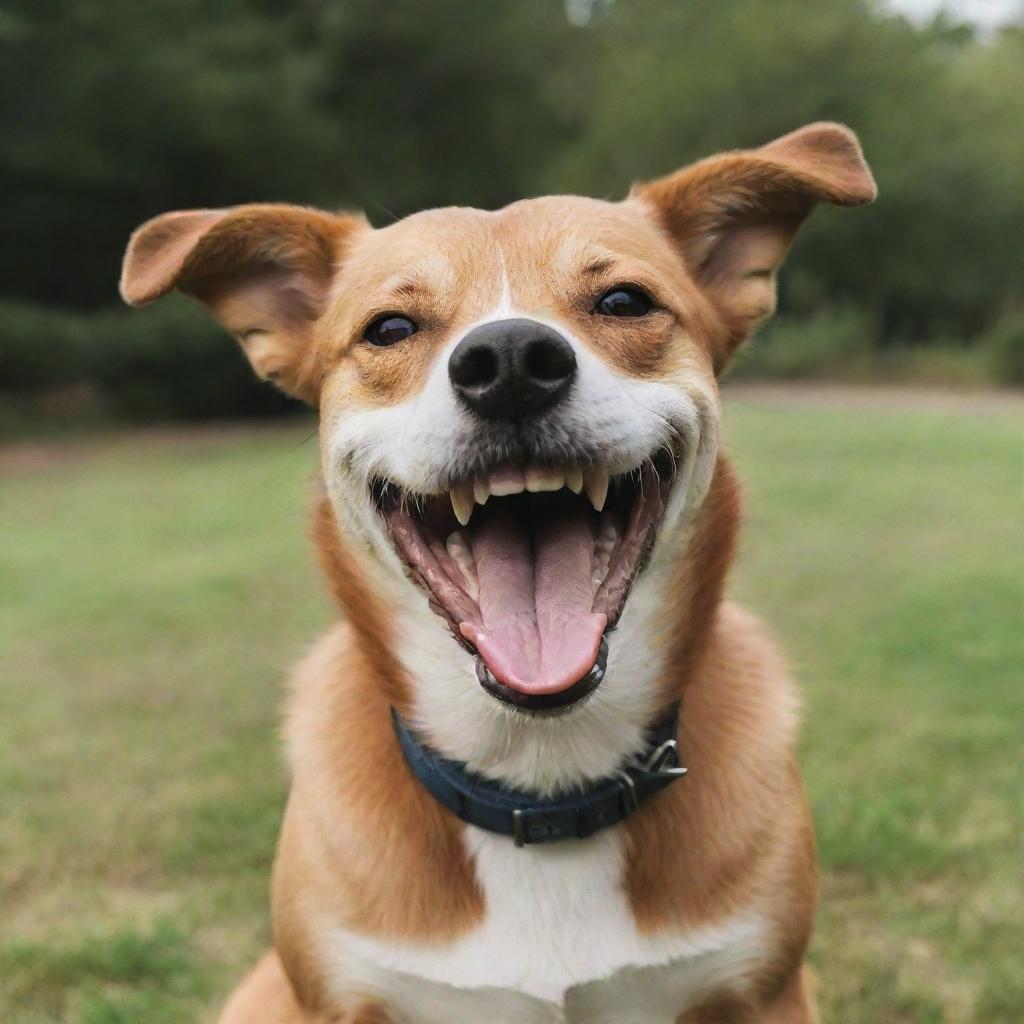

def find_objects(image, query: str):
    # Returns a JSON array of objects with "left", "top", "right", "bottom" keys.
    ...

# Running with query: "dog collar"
[{"left": 392, "top": 704, "right": 686, "bottom": 847}]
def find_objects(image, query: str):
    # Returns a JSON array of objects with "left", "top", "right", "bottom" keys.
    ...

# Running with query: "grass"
[{"left": 2, "top": 391, "right": 1021, "bottom": 1023}]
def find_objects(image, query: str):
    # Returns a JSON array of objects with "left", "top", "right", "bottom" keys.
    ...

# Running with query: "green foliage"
[
  {"left": 730, "top": 307, "right": 1000, "bottom": 385},
  {"left": 0, "top": 297, "right": 298, "bottom": 423},
  {"left": 0, "top": 0, "right": 575, "bottom": 309},
  {"left": 0, "top": 300, "right": 93, "bottom": 390},
  {"left": 982, "top": 309, "right": 1024, "bottom": 384},
  {"left": 729, "top": 307, "right": 877, "bottom": 380},
  {"left": 88, "top": 300, "right": 299, "bottom": 421},
  {"left": 1, "top": 1, "right": 1022, "bottom": 419},
  {"left": 552, "top": 1, "right": 1024, "bottom": 344}
]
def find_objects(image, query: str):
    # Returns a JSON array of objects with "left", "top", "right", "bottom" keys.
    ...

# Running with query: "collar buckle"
[
  {"left": 512, "top": 809, "right": 561, "bottom": 847},
  {"left": 512, "top": 809, "right": 525, "bottom": 847},
  {"left": 636, "top": 738, "right": 688, "bottom": 779},
  {"left": 615, "top": 737, "right": 687, "bottom": 821}
]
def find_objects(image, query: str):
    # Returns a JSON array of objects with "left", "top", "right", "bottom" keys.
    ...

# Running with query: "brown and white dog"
[{"left": 120, "top": 123, "right": 875, "bottom": 1024}]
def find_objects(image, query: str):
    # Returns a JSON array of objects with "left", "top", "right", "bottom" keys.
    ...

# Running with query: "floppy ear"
[
  {"left": 120, "top": 204, "right": 366, "bottom": 404},
  {"left": 631, "top": 122, "right": 876, "bottom": 372}
]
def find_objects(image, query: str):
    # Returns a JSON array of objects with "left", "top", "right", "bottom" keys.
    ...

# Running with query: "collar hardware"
[
  {"left": 638, "top": 737, "right": 688, "bottom": 778},
  {"left": 392, "top": 703, "right": 685, "bottom": 847}
]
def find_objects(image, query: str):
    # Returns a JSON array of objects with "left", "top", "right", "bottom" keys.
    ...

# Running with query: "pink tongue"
[{"left": 460, "top": 510, "right": 606, "bottom": 695}]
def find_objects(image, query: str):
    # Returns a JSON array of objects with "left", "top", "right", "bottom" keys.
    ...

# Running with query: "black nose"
[{"left": 448, "top": 318, "right": 577, "bottom": 421}]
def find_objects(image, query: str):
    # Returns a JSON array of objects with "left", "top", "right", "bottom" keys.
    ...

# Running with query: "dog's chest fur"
[{"left": 325, "top": 825, "right": 765, "bottom": 1023}]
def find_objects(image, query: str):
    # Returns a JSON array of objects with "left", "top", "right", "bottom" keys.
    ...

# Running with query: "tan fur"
[
  {"left": 270, "top": 617, "right": 484, "bottom": 1013},
  {"left": 216, "top": 951, "right": 320, "bottom": 1024},
  {"left": 121, "top": 204, "right": 367, "bottom": 402},
  {"left": 118, "top": 124, "right": 875, "bottom": 1023},
  {"left": 632, "top": 122, "right": 875, "bottom": 370},
  {"left": 247, "top": 472, "right": 817, "bottom": 1021},
  {"left": 221, "top": 583, "right": 816, "bottom": 1023}
]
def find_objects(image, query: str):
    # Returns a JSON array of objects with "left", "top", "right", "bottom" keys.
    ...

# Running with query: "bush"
[
  {"left": 88, "top": 300, "right": 299, "bottom": 421},
  {"left": 0, "top": 301, "right": 92, "bottom": 390},
  {"left": 982, "top": 311, "right": 1024, "bottom": 386},
  {"left": 0, "top": 298, "right": 301, "bottom": 424},
  {"left": 728, "top": 307, "right": 877, "bottom": 380}
]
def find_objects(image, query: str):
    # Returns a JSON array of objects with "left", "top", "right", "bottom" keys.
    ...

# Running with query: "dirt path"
[
  {"left": 2, "top": 386, "right": 1020, "bottom": 475},
  {"left": 723, "top": 381, "right": 1024, "bottom": 415},
  {"left": 0, "top": 417, "right": 317, "bottom": 474}
]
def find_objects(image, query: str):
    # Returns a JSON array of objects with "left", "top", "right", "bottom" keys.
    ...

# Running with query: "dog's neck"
[{"left": 310, "top": 458, "right": 740, "bottom": 796}]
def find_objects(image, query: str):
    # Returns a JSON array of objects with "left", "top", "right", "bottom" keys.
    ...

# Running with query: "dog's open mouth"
[{"left": 372, "top": 451, "right": 675, "bottom": 710}]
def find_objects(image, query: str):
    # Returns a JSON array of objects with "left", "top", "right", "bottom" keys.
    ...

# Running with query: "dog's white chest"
[{"left": 328, "top": 827, "right": 765, "bottom": 1023}]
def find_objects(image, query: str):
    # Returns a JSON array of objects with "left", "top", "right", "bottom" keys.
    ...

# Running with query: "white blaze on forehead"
[
  {"left": 494, "top": 245, "right": 513, "bottom": 319},
  {"left": 461, "top": 238, "right": 524, "bottom": 328}
]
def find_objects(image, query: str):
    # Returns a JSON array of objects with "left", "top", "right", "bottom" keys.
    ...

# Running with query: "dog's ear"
[
  {"left": 631, "top": 122, "right": 876, "bottom": 372},
  {"left": 120, "top": 204, "right": 367, "bottom": 404}
]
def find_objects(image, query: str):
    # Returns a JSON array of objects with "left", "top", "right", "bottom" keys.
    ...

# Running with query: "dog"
[{"left": 120, "top": 122, "right": 875, "bottom": 1023}]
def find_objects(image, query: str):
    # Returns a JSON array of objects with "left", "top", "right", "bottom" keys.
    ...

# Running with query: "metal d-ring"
[{"left": 640, "top": 738, "right": 688, "bottom": 778}]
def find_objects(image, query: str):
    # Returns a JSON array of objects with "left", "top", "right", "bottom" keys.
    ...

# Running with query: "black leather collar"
[{"left": 392, "top": 703, "right": 685, "bottom": 847}]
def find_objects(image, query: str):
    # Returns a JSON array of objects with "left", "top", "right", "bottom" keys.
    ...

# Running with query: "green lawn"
[{"left": 2, "top": 391, "right": 1021, "bottom": 1023}]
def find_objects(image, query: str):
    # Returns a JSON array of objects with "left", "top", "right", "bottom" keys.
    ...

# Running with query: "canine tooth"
[
  {"left": 565, "top": 466, "right": 584, "bottom": 494},
  {"left": 592, "top": 515, "right": 619, "bottom": 587},
  {"left": 489, "top": 466, "right": 525, "bottom": 497},
  {"left": 525, "top": 466, "right": 565, "bottom": 493},
  {"left": 473, "top": 476, "right": 490, "bottom": 506},
  {"left": 446, "top": 531, "right": 479, "bottom": 600},
  {"left": 450, "top": 483, "right": 474, "bottom": 526},
  {"left": 584, "top": 468, "right": 610, "bottom": 512}
]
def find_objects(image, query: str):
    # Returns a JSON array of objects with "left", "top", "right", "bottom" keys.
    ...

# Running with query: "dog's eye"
[
  {"left": 595, "top": 286, "right": 653, "bottom": 318},
  {"left": 364, "top": 315, "right": 418, "bottom": 347}
]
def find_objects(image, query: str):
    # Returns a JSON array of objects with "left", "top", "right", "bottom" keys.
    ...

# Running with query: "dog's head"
[{"left": 122, "top": 123, "right": 874, "bottom": 790}]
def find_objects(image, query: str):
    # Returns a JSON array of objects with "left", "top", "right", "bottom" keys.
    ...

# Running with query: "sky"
[
  {"left": 886, "top": 0, "right": 1022, "bottom": 31},
  {"left": 565, "top": 0, "right": 1022, "bottom": 30}
]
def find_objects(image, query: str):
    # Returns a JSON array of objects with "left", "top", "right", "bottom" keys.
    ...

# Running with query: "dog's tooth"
[
  {"left": 592, "top": 513, "right": 619, "bottom": 587},
  {"left": 565, "top": 466, "right": 584, "bottom": 494},
  {"left": 584, "top": 468, "right": 610, "bottom": 512},
  {"left": 446, "top": 530, "right": 473, "bottom": 561},
  {"left": 489, "top": 466, "right": 525, "bottom": 497},
  {"left": 473, "top": 476, "right": 490, "bottom": 506},
  {"left": 446, "top": 531, "right": 479, "bottom": 600},
  {"left": 525, "top": 466, "right": 565, "bottom": 493},
  {"left": 450, "top": 483, "right": 474, "bottom": 526}
]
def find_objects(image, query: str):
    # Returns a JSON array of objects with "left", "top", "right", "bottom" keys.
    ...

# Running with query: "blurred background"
[
  {"left": 1, "top": 2, "right": 1021, "bottom": 1023},
  {"left": 1, "top": 0, "right": 1023, "bottom": 429}
]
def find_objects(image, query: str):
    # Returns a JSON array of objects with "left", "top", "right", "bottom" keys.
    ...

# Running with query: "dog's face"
[
  {"left": 318, "top": 196, "right": 721, "bottom": 709},
  {"left": 122, "top": 123, "right": 873, "bottom": 788}
]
